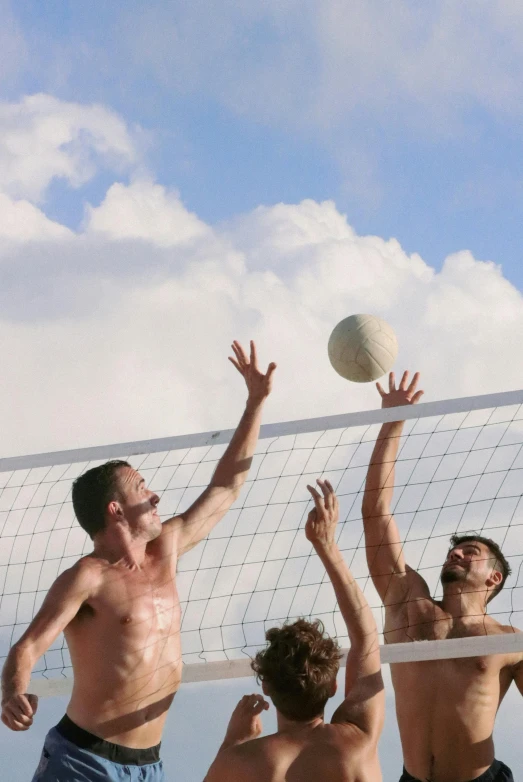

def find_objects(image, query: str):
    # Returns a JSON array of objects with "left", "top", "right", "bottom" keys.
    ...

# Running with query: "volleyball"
[{"left": 328, "top": 314, "right": 398, "bottom": 382}]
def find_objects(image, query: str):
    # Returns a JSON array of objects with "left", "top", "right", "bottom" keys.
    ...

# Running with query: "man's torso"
[
  {"left": 385, "top": 595, "right": 520, "bottom": 782},
  {"left": 64, "top": 530, "right": 181, "bottom": 748}
]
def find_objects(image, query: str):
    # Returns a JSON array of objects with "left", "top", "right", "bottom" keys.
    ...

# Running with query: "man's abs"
[
  {"left": 391, "top": 659, "right": 503, "bottom": 782},
  {"left": 64, "top": 558, "right": 182, "bottom": 747}
]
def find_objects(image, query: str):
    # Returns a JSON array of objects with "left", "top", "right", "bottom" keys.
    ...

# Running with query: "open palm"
[{"left": 376, "top": 371, "right": 424, "bottom": 408}]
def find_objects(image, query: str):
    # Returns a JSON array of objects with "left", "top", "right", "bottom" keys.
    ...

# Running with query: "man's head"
[
  {"left": 251, "top": 619, "right": 342, "bottom": 721},
  {"left": 441, "top": 534, "right": 511, "bottom": 604},
  {"left": 72, "top": 460, "right": 161, "bottom": 541}
]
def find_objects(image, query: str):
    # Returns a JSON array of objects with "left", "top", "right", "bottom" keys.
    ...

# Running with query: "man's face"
[
  {"left": 115, "top": 467, "right": 162, "bottom": 541},
  {"left": 441, "top": 541, "right": 499, "bottom": 593}
]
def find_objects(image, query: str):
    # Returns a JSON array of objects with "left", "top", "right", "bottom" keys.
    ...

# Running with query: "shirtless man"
[
  {"left": 1, "top": 340, "right": 276, "bottom": 782},
  {"left": 204, "top": 478, "right": 385, "bottom": 782},
  {"left": 362, "top": 371, "right": 523, "bottom": 782}
]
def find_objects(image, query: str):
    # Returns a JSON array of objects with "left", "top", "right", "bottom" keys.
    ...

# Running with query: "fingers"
[
  {"left": 376, "top": 382, "right": 386, "bottom": 398},
  {"left": 406, "top": 371, "right": 420, "bottom": 394},
  {"left": 27, "top": 694, "right": 38, "bottom": 716},
  {"left": 250, "top": 341, "right": 258, "bottom": 370},
  {"left": 388, "top": 372, "right": 396, "bottom": 392},
  {"left": 411, "top": 390, "right": 424, "bottom": 404},
  {"left": 306, "top": 484, "right": 324, "bottom": 512},
  {"left": 399, "top": 370, "right": 409, "bottom": 391},
  {"left": 231, "top": 341, "right": 248, "bottom": 367},
  {"left": 237, "top": 693, "right": 269, "bottom": 713},
  {"left": 228, "top": 356, "right": 243, "bottom": 374},
  {"left": 316, "top": 478, "right": 337, "bottom": 510},
  {"left": 266, "top": 362, "right": 277, "bottom": 380}
]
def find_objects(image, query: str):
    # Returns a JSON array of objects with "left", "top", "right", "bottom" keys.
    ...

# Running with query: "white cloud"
[
  {"left": 85, "top": 180, "right": 209, "bottom": 246},
  {"left": 0, "top": 193, "right": 72, "bottom": 241},
  {"left": 0, "top": 94, "right": 139, "bottom": 202},
  {"left": 0, "top": 173, "right": 521, "bottom": 457}
]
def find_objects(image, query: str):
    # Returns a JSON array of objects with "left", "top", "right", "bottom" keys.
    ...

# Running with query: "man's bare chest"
[{"left": 72, "top": 563, "right": 181, "bottom": 644}]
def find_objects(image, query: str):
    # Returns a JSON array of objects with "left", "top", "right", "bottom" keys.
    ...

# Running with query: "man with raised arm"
[
  {"left": 204, "top": 478, "right": 385, "bottom": 782},
  {"left": 362, "top": 371, "right": 522, "bottom": 782},
  {"left": 1, "top": 341, "right": 276, "bottom": 782}
]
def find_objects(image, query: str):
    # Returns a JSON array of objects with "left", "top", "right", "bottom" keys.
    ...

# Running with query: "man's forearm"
[
  {"left": 210, "top": 398, "right": 265, "bottom": 493},
  {"left": 314, "top": 542, "right": 377, "bottom": 647},
  {"left": 1, "top": 644, "right": 33, "bottom": 702},
  {"left": 362, "top": 420, "right": 405, "bottom": 516}
]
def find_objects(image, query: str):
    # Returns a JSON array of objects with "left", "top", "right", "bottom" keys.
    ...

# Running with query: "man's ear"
[
  {"left": 107, "top": 500, "right": 123, "bottom": 521},
  {"left": 486, "top": 567, "right": 503, "bottom": 590},
  {"left": 329, "top": 679, "right": 338, "bottom": 699},
  {"left": 261, "top": 680, "right": 270, "bottom": 697}
]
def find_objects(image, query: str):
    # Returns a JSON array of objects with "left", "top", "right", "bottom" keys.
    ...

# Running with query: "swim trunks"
[
  {"left": 31, "top": 714, "right": 165, "bottom": 781},
  {"left": 399, "top": 759, "right": 514, "bottom": 782}
]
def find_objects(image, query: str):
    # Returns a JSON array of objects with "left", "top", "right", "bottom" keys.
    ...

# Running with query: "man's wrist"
[
  {"left": 313, "top": 540, "right": 339, "bottom": 560},
  {"left": 245, "top": 395, "right": 266, "bottom": 413}
]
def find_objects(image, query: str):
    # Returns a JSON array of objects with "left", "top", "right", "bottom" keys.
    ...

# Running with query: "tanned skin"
[
  {"left": 204, "top": 479, "right": 385, "bottom": 782},
  {"left": 362, "top": 371, "right": 523, "bottom": 782},
  {"left": 1, "top": 341, "right": 276, "bottom": 749}
]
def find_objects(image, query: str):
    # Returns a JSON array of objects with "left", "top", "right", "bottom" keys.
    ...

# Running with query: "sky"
[{"left": 1, "top": 0, "right": 523, "bottom": 779}]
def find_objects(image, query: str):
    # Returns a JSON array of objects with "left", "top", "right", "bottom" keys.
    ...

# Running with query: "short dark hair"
[
  {"left": 449, "top": 534, "right": 512, "bottom": 603},
  {"left": 72, "top": 460, "right": 131, "bottom": 539},
  {"left": 251, "top": 619, "right": 342, "bottom": 721}
]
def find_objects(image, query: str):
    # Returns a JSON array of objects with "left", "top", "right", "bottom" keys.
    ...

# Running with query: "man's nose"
[{"left": 150, "top": 493, "right": 160, "bottom": 507}]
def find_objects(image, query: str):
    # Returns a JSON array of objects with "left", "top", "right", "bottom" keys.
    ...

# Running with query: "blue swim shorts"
[{"left": 31, "top": 714, "right": 165, "bottom": 782}]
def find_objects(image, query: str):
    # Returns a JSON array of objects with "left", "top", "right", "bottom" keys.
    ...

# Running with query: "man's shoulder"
[
  {"left": 65, "top": 555, "right": 105, "bottom": 590},
  {"left": 207, "top": 738, "right": 272, "bottom": 782}
]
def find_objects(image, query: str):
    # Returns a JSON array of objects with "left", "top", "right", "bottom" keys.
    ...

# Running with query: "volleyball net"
[{"left": 1, "top": 389, "right": 523, "bottom": 697}]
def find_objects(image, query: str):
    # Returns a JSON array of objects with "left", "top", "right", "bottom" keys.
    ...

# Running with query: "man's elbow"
[{"left": 361, "top": 498, "right": 389, "bottom": 522}]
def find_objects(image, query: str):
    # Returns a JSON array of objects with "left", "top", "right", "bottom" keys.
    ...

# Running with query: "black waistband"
[
  {"left": 401, "top": 759, "right": 509, "bottom": 782},
  {"left": 55, "top": 715, "right": 161, "bottom": 766}
]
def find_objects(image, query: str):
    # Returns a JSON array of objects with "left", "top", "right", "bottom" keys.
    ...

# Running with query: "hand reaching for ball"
[{"left": 376, "top": 371, "right": 424, "bottom": 409}]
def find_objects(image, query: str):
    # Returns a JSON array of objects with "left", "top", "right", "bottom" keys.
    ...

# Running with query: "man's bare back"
[
  {"left": 217, "top": 719, "right": 380, "bottom": 782},
  {"left": 205, "top": 480, "right": 384, "bottom": 782},
  {"left": 362, "top": 371, "right": 523, "bottom": 782}
]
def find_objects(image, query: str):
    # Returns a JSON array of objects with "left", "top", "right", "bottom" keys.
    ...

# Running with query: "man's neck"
[
  {"left": 276, "top": 711, "right": 324, "bottom": 734},
  {"left": 93, "top": 529, "right": 148, "bottom": 568},
  {"left": 441, "top": 587, "right": 488, "bottom": 620}
]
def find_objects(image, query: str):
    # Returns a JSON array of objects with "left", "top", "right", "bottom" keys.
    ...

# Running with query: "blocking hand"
[
  {"left": 305, "top": 479, "right": 339, "bottom": 550},
  {"left": 229, "top": 341, "right": 276, "bottom": 404},
  {"left": 1, "top": 692, "right": 38, "bottom": 731},
  {"left": 376, "top": 371, "right": 424, "bottom": 409}
]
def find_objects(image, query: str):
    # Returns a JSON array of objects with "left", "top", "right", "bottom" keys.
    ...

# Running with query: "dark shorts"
[
  {"left": 31, "top": 714, "right": 165, "bottom": 781},
  {"left": 399, "top": 759, "right": 514, "bottom": 782}
]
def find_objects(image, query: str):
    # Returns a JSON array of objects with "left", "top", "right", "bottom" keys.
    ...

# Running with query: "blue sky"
[
  {"left": 4, "top": 0, "right": 523, "bottom": 289},
  {"left": 1, "top": 1, "right": 523, "bottom": 780}
]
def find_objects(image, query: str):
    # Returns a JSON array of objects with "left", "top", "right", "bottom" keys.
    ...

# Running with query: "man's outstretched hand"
[
  {"left": 376, "top": 371, "right": 424, "bottom": 409},
  {"left": 305, "top": 479, "right": 339, "bottom": 552},
  {"left": 229, "top": 341, "right": 276, "bottom": 404}
]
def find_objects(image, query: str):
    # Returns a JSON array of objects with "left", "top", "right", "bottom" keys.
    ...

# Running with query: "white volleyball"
[{"left": 328, "top": 314, "right": 398, "bottom": 383}]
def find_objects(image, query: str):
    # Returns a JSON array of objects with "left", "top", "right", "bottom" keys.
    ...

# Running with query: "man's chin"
[{"left": 441, "top": 568, "right": 465, "bottom": 584}]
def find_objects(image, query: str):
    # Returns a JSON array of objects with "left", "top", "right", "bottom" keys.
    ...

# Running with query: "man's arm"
[
  {"left": 162, "top": 341, "right": 276, "bottom": 557},
  {"left": 513, "top": 652, "right": 523, "bottom": 697},
  {"left": 306, "top": 480, "right": 384, "bottom": 739},
  {"left": 1, "top": 560, "right": 97, "bottom": 731},
  {"left": 361, "top": 371, "right": 430, "bottom": 606},
  {"left": 204, "top": 694, "right": 268, "bottom": 782}
]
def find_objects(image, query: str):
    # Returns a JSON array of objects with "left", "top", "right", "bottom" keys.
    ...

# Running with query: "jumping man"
[
  {"left": 362, "top": 371, "right": 522, "bottom": 782},
  {"left": 1, "top": 341, "right": 276, "bottom": 782}
]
